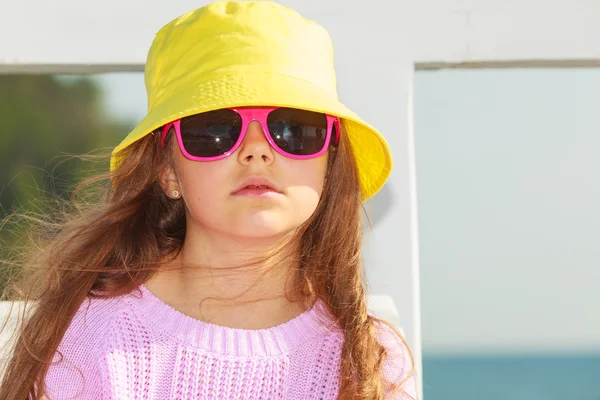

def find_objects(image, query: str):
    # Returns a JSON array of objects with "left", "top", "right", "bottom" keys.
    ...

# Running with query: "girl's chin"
[
  {"left": 233, "top": 214, "right": 304, "bottom": 236},
  {"left": 193, "top": 212, "right": 310, "bottom": 240}
]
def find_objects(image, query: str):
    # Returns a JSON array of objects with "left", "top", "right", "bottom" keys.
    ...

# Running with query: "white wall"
[{"left": 3, "top": 0, "right": 600, "bottom": 70}]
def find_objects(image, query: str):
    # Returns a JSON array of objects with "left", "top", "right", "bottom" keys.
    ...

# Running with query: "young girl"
[{"left": 0, "top": 1, "right": 417, "bottom": 399}]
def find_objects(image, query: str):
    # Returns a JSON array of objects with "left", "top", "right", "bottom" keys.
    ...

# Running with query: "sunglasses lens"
[
  {"left": 179, "top": 109, "right": 242, "bottom": 157},
  {"left": 266, "top": 108, "right": 328, "bottom": 156}
]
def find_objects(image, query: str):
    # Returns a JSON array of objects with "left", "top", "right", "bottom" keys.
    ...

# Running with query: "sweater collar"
[{"left": 124, "top": 284, "right": 339, "bottom": 357}]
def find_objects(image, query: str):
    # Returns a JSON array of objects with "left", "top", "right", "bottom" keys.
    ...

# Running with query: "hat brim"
[{"left": 110, "top": 72, "right": 392, "bottom": 201}]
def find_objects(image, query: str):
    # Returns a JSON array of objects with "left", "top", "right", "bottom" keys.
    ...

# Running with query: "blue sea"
[{"left": 422, "top": 354, "right": 600, "bottom": 400}]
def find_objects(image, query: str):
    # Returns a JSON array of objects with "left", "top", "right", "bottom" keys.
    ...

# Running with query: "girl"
[{"left": 0, "top": 1, "right": 417, "bottom": 399}]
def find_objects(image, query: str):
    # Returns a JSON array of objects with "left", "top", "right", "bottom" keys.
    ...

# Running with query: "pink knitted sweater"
[{"left": 43, "top": 284, "right": 416, "bottom": 399}]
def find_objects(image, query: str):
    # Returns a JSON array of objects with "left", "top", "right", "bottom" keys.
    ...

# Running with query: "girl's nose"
[{"left": 237, "top": 121, "right": 275, "bottom": 164}]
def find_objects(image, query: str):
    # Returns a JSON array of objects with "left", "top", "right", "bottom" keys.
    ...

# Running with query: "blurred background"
[{"left": 2, "top": 69, "right": 600, "bottom": 399}]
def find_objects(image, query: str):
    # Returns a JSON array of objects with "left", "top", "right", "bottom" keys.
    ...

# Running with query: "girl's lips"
[
  {"left": 232, "top": 186, "right": 282, "bottom": 197},
  {"left": 232, "top": 176, "right": 282, "bottom": 195}
]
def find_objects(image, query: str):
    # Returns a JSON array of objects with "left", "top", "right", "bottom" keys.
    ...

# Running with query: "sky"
[{"left": 91, "top": 68, "right": 600, "bottom": 355}]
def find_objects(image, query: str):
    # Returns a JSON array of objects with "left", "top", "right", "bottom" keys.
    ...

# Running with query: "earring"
[{"left": 170, "top": 189, "right": 180, "bottom": 199}]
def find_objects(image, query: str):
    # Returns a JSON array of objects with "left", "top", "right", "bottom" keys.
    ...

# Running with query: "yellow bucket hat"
[{"left": 110, "top": 0, "right": 393, "bottom": 201}]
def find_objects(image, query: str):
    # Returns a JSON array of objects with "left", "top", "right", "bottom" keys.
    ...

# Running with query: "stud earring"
[{"left": 170, "top": 189, "right": 180, "bottom": 199}]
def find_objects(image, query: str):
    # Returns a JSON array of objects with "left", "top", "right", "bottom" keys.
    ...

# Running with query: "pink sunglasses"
[{"left": 161, "top": 106, "right": 340, "bottom": 161}]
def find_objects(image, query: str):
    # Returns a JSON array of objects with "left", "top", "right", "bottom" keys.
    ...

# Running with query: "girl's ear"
[{"left": 158, "top": 162, "right": 180, "bottom": 196}]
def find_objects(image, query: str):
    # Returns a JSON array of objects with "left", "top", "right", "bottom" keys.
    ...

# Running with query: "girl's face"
[{"left": 161, "top": 120, "right": 329, "bottom": 240}]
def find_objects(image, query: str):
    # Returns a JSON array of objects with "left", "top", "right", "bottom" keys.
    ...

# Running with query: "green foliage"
[{"left": 0, "top": 74, "right": 134, "bottom": 291}]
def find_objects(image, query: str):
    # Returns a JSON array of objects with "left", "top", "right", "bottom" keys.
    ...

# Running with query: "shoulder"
[
  {"left": 60, "top": 294, "right": 127, "bottom": 349},
  {"left": 371, "top": 319, "right": 418, "bottom": 399},
  {"left": 371, "top": 319, "right": 412, "bottom": 371},
  {"left": 371, "top": 319, "right": 408, "bottom": 351},
  {"left": 44, "top": 294, "right": 127, "bottom": 398}
]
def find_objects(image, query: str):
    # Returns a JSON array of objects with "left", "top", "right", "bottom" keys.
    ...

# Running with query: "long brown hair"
[{"left": 0, "top": 124, "right": 415, "bottom": 399}]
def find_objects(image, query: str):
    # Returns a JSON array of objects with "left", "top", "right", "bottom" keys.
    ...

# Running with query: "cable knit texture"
[{"left": 44, "top": 285, "right": 417, "bottom": 399}]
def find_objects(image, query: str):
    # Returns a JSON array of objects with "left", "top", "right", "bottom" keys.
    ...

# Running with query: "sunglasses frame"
[{"left": 161, "top": 106, "right": 340, "bottom": 161}]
